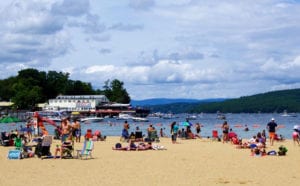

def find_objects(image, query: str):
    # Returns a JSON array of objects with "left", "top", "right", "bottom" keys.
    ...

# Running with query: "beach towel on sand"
[{"left": 152, "top": 144, "right": 166, "bottom": 150}]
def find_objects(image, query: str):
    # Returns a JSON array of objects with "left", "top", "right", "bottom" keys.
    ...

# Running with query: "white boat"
[
  {"left": 46, "top": 117, "right": 62, "bottom": 122},
  {"left": 281, "top": 110, "right": 297, "bottom": 117},
  {"left": 38, "top": 110, "right": 68, "bottom": 123},
  {"left": 116, "top": 113, "right": 133, "bottom": 120},
  {"left": 162, "top": 113, "right": 175, "bottom": 119},
  {"left": 132, "top": 117, "right": 149, "bottom": 122},
  {"left": 186, "top": 115, "right": 197, "bottom": 120},
  {"left": 216, "top": 111, "right": 226, "bottom": 120},
  {"left": 217, "top": 114, "right": 226, "bottom": 120},
  {"left": 80, "top": 117, "right": 104, "bottom": 122}
]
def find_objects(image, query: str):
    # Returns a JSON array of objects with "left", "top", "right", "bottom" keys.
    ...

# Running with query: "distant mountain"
[
  {"left": 192, "top": 88, "right": 300, "bottom": 113},
  {"left": 133, "top": 88, "right": 300, "bottom": 113},
  {"left": 131, "top": 98, "right": 226, "bottom": 106}
]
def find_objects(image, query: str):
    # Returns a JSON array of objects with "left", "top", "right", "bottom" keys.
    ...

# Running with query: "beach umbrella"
[
  {"left": 180, "top": 121, "right": 193, "bottom": 127},
  {"left": 0, "top": 117, "right": 12, "bottom": 123},
  {"left": 0, "top": 116, "right": 20, "bottom": 123}
]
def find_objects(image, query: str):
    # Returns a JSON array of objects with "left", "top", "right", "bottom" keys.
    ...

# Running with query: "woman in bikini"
[{"left": 222, "top": 121, "right": 229, "bottom": 143}]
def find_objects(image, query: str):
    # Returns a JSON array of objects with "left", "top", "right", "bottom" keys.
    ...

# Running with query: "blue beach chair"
[{"left": 76, "top": 140, "right": 94, "bottom": 160}]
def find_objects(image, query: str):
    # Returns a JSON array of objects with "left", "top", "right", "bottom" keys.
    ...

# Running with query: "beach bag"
[
  {"left": 267, "top": 150, "right": 277, "bottom": 156},
  {"left": 8, "top": 149, "right": 22, "bottom": 159},
  {"left": 278, "top": 145, "right": 288, "bottom": 156}
]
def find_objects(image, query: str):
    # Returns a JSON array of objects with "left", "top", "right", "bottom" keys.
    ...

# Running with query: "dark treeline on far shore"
[
  {"left": 0, "top": 68, "right": 130, "bottom": 110},
  {"left": 149, "top": 89, "right": 300, "bottom": 114}
]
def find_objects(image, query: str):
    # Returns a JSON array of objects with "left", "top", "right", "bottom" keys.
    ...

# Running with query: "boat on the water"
[
  {"left": 132, "top": 117, "right": 149, "bottom": 122},
  {"left": 216, "top": 111, "right": 226, "bottom": 120},
  {"left": 97, "top": 103, "right": 150, "bottom": 118},
  {"left": 80, "top": 117, "right": 104, "bottom": 122},
  {"left": 46, "top": 117, "right": 62, "bottom": 122},
  {"left": 281, "top": 110, "right": 297, "bottom": 117},
  {"left": 36, "top": 110, "right": 68, "bottom": 123},
  {"left": 217, "top": 115, "right": 226, "bottom": 120},
  {"left": 116, "top": 113, "right": 133, "bottom": 120},
  {"left": 162, "top": 113, "right": 176, "bottom": 119},
  {"left": 186, "top": 115, "right": 197, "bottom": 120}
]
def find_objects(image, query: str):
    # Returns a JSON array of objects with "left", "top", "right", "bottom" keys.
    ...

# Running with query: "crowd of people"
[
  {"left": 2, "top": 114, "right": 300, "bottom": 158},
  {"left": 1, "top": 115, "right": 109, "bottom": 159},
  {"left": 218, "top": 117, "right": 299, "bottom": 157}
]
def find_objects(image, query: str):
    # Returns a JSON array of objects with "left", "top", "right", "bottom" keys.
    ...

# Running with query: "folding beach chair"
[
  {"left": 135, "top": 131, "right": 143, "bottom": 141},
  {"left": 61, "top": 141, "right": 74, "bottom": 159},
  {"left": 35, "top": 135, "right": 52, "bottom": 158},
  {"left": 212, "top": 130, "right": 219, "bottom": 141},
  {"left": 1, "top": 132, "right": 10, "bottom": 146},
  {"left": 76, "top": 140, "right": 94, "bottom": 160},
  {"left": 147, "top": 131, "right": 160, "bottom": 142}
]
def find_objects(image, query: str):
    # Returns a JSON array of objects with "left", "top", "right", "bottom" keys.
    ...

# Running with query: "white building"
[{"left": 45, "top": 95, "right": 109, "bottom": 111}]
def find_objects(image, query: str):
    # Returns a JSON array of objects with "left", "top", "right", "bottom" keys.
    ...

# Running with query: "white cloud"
[
  {"left": 51, "top": 0, "right": 90, "bottom": 16},
  {"left": 1, "top": 0, "right": 300, "bottom": 100},
  {"left": 129, "top": 0, "right": 155, "bottom": 10}
]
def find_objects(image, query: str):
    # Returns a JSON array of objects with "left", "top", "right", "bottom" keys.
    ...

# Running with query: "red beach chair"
[
  {"left": 85, "top": 129, "right": 93, "bottom": 140},
  {"left": 212, "top": 130, "right": 219, "bottom": 140}
]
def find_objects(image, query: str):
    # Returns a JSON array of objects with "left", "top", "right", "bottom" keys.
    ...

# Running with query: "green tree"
[
  {"left": 66, "top": 80, "right": 95, "bottom": 95},
  {"left": 44, "top": 71, "right": 70, "bottom": 99},
  {"left": 0, "top": 68, "right": 132, "bottom": 109},
  {"left": 0, "top": 77, "right": 17, "bottom": 101},
  {"left": 11, "top": 82, "right": 43, "bottom": 110},
  {"left": 103, "top": 79, "right": 130, "bottom": 103}
]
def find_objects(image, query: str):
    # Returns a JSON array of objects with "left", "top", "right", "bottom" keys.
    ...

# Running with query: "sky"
[{"left": 1, "top": 0, "right": 300, "bottom": 100}]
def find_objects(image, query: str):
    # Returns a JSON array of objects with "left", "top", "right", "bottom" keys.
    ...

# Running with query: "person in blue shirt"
[{"left": 170, "top": 121, "right": 179, "bottom": 144}]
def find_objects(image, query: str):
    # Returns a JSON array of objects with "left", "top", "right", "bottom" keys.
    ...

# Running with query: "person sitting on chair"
[{"left": 54, "top": 134, "right": 73, "bottom": 159}]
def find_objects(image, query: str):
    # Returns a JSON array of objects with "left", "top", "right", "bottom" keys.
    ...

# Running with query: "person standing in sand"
[
  {"left": 61, "top": 117, "right": 72, "bottom": 142},
  {"left": 170, "top": 121, "right": 179, "bottom": 144},
  {"left": 121, "top": 120, "right": 130, "bottom": 141},
  {"left": 195, "top": 123, "right": 201, "bottom": 138},
  {"left": 267, "top": 118, "right": 278, "bottom": 146},
  {"left": 292, "top": 128, "right": 300, "bottom": 145},
  {"left": 72, "top": 118, "right": 81, "bottom": 143},
  {"left": 222, "top": 121, "right": 229, "bottom": 143}
]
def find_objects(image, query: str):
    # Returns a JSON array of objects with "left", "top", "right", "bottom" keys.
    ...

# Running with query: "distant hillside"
[
  {"left": 142, "top": 88, "right": 300, "bottom": 113},
  {"left": 131, "top": 98, "right": 226, "bottom": 106},
  {"left": 184, "top": 89, "right": 300, "bottom": 113},
  {"left": 132, "top": 98, "right": 226, "bottom": 114}
]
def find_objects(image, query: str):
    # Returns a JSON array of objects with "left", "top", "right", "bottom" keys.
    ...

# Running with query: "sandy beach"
[{"left": 1, "top": 136, "right": 300, "bottom": 186}]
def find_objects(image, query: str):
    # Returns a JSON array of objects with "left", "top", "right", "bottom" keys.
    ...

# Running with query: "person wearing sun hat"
[{"left": 267, "top": 118, "right": 278, "bottom": 146}]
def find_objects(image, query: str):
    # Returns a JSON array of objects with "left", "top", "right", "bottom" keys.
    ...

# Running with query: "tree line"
[
  {"left": 149, "top": 89, "right": 300, "bottom": 113},
  {"left": 0, "top": 68, "right": 130, "bottom": 110}
]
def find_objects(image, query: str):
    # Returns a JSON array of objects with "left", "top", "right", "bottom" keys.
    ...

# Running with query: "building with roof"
[{"left": 45, "top": 95, "right": 109, "bottom": 111}]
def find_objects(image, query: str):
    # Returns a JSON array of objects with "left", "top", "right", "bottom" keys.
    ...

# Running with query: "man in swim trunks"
[
  {"left": 61, "top": 117, "right": 72, "bottom": 142},
  {"left": 267, "top": 118, "right": 277, "bottom": 146}
]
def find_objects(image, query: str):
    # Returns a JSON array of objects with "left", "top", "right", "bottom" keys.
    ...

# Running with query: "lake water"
[{"left": 1, "top": 113, "right": 299, "bottom": 139}]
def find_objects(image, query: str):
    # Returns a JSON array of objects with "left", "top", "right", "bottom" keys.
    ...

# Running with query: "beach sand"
[{"left": 1, "top": 137, "right": 300, "bottom": 186}]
